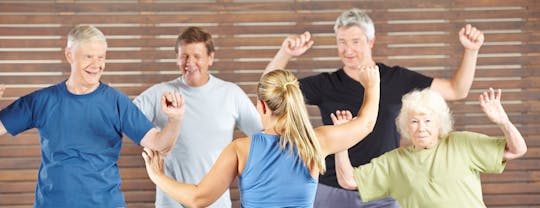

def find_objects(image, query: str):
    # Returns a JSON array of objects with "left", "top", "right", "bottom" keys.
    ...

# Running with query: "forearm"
[
  {"left": 154, "top": 118, "right": 182, "bottom": 154},
  {"left": 450, "top": 49, "right": 479, "bottom": 99},
  {"left": 499, "top": 120, "right": 527, "bottom": 161},
  {"left": 153, "top": 174, "right": 210, "bottom": 208},
  {"left": 335, "top": 151, "right": 358, "bottom": 190},
  {"left": 264, "top": 48, "right": 292, "bottom": 75},
  {"left": 355, "top": 85, "right": 380, "bottom": 132}
]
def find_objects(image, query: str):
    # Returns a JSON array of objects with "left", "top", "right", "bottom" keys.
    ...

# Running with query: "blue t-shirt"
[
  {"left": 0, "top": 81, "right": 154, "bottom": 208},
  {"left": 239, "top": 132, "right": 317, "bottom": 208}
]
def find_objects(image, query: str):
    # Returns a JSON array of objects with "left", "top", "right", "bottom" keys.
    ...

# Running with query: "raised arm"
[
  {"left": 331, "top": 111, "right": 358, "bottom": 190},
  {"left": 479, "top": 88, "right": 527, "bottom": 161},
  {"left": 263, "top": 31, "right": 314, "bottom": 76},
  {"left": 140, "top": 92, "right": 184, "bottom": 155},
  {"left": 431, "top": 24, "right": 484, "bottom": 100},
  {"left": 315, "top": 65, "right": 380, "bottom": 156},
  {"left": 142, "top": 139, "right": 240, "bottom": 207}
]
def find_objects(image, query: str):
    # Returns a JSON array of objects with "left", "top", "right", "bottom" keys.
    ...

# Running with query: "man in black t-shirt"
[{"left": 263, "top": 8, "right": 485, "bottom": 208}]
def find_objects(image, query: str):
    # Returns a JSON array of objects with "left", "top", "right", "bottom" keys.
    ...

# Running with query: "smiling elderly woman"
[{"left": 333, "top": 88, "right": 527, "bottom": 208}]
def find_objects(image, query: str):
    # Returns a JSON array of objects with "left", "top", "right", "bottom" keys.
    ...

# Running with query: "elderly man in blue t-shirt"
[{"left": 0, "top": 25, "right": 184, "bottom": 208}]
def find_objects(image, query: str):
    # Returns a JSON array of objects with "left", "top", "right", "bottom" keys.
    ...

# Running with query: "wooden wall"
[{"left": 0, "top": 0, "right": 538, "bottom": 207}]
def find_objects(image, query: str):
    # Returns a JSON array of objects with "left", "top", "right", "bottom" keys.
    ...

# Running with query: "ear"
[
  {"left": 207, "top": 52, "right": 215, "bottom": 67},
  {"left": 368, "top": 36, "right": 376, "bottom": 48},
  {"left": 65, "top": 47, "right": 73, "bottom": 64},
  {"left": 259, "top": 99, "right": 267, "bottom": 114}
]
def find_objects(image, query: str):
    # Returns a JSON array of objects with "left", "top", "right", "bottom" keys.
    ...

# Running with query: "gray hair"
[
  {"left": 396, "top": 89, "right": 454, "bottom": 141},
  {"left": 67, "top": 25, "right": 107, "bottom": 48},
  {"left": 334, "top": 8, "right": 375, "bottom": 41}
]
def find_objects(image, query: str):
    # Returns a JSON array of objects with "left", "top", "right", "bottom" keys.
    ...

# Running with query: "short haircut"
[
  {"left": 334, "top": 8, "right": 375, "bottom": 41},
  {"left": 67, "top": 25, "right": 107, "bottom": 49},
  {"left": 175, "top": 26, "right": 215, "bottom": 55},
  {"left": 396, "top": 89, "right": 454, "bottom": 140}
]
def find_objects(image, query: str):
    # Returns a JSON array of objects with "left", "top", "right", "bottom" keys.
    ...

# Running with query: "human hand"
[
  {"left": 281, "top": 31, "right": 314, "bottom": 57},
  {"left": 160, "top": 92, "right": 184, "bottom": 121},
  {"left": 357, "top": 65, "right": 380, "bottom": 89},
  {"left": 479, "top": 88, "right": 509, "bottom": 125},
  {"left": 459, "top": 24, "right": 484, "bottom": 51},
  {"left": 330, "top": 110, "right": 354, "bottom": 125},
  {"left": 142, "top": 147, "right": 165, "bottom": 182}
]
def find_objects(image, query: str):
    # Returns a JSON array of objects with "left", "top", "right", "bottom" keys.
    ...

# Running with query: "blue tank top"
[{"left": 238, "top": 132, "right": 318, "bottom": 208}]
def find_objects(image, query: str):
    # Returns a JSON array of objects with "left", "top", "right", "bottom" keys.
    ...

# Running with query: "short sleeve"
[
  {"left": 353, "top": 153, "right": 391, "bottom": 202},
  {"left": 118, "top": 93, "right": 154, "bottom": 145},
  {"left": 452, "top": 131, "right": 507, "bottom": 174},
  {"left": 299, "top": 75, "right": 324, "bottom": 105},
  {"left": 133, "top": 85, "right": 161, "bottom": 123},
  {"left": 233, "top": 86, "right": 263, "bottom": 136},
  {"left": 0, "top": 95, "right": 35, "bottom": 136}
]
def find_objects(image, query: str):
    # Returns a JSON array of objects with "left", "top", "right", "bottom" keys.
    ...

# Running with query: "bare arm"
[
  {"left": 142, "top": 140, "right": 239, "bottom": 208},
  {"left": 140, "top": 92, "right": 184, "bottom": 155},
  {"left": 0, "top": 121, "right": 7, "bottom": 136},
  {"left": 330, "top": 111, "right": 358, "bottom": 190},
  {"left": 479, "top": 88, "right": 527, "bottom": 161},
  {"left": 315, "top": 65, "right": 380, "bottom": 156},
  {"left": 431, "top": 24, "right": 484, "bottom": 100},
  {"left": 263, "top": 31, "right": 314, "bottom": 76}
]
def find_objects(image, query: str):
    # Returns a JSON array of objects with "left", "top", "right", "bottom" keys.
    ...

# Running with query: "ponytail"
[{"left": 258, "top": 70, "right": 326, "bottom": 174}]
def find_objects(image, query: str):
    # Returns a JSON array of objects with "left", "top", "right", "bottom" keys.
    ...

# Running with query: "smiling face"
[
  {"left": 336, "top": 26, "right": 375, "bottom": 71},
  {"left": 65, "top": 39, "right": 107, "bottom": 89},
  {"left": 407, "top": 110, "right": 441, "bottom": 150},
  {"left": 177, "top": 42, "right": 213, "bottom": 87}
]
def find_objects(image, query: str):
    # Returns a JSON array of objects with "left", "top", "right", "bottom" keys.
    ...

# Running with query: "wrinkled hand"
[
  {"left": 0, "top": 84, "right": 5, "bottom": 97},
  {"left": 161, "top": 92, "right": 184, "bottom": 121},
  {"left": 479, "top": 88, "right": 509, "bottom": 125},
  {"left": 142, "top": 147, "right": 165, "bottom": 182},
  {"left": 331, "top": 110, "right": 354, "bottom": 125},
  {"left": 459, "top": 24, "right": 484, "bottom": 51},
  {"left": 281, "top": 31, "right": 314, "bottom": 57},
  {"left": 357, "top": 65, "right": 380, "bottom": 88}
]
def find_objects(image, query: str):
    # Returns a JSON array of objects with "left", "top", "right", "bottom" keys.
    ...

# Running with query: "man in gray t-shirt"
[{"left": 134, "top": 27, "right": 262, "bottom": 208}]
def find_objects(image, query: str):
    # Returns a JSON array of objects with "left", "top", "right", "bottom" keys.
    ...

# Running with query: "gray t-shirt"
[{"left": 134, "top": 75, "right": 262, "bottom": 208}]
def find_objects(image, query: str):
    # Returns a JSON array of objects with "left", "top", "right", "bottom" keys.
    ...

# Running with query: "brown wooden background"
[{"left": 0, "top": 0, "right": 538, "bottom": 207}]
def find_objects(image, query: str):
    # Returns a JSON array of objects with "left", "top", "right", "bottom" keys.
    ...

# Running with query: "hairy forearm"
[
  {"left": 499, "top": 120, "right": 527, "bottom": 161},
  {"left": 335, "top": 151, "right": 358, "bottom": 190},
  {"left": 155, "top": 118, "right": 182, "bottom": 154}
]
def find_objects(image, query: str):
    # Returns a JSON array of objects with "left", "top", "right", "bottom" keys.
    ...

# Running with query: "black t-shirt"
[{"left": 299, "top": 63, "right": 433, "bottom": 188}]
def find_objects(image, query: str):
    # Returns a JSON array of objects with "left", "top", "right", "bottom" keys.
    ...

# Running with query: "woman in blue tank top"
[{"left": 142, "top": 68, "right": 380, "bottom": 207}]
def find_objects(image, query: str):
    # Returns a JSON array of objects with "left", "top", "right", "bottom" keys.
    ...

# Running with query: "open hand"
[
  {"left": 479, "top": 88, "right": 509, "bottom": 125},
  {"left": 331, "top": 110, "right": 354, "bottom": 125},
  {"left": 142, "top": 147, "right": 165, "bottom": 182}
]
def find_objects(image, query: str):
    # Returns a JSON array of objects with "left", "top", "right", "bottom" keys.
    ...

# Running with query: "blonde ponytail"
[{"left": 258, "top": 70, "right": 326, "bottom": 174}]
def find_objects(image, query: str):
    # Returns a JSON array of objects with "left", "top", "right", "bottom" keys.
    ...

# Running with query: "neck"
[{"left": 65, "top": 78, "right": 100, "bottom": 95}]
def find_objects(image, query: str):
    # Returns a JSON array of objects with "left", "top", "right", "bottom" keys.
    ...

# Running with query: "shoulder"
[{"left": 232, "top": 136, "right": 252, "bottom": 154}]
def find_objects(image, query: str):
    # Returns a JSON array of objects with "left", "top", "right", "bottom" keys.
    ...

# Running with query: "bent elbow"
[
  {"left": 188, "top": 195, "right": 214, "bottom": 208},
  {"left": 338, "top": 180, "right": 358, "bottom": 191}
]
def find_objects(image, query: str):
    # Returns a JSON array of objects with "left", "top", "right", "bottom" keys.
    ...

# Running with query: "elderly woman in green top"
[{"left": 333, "top": 88, "right": 527, "bottom": 207}]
